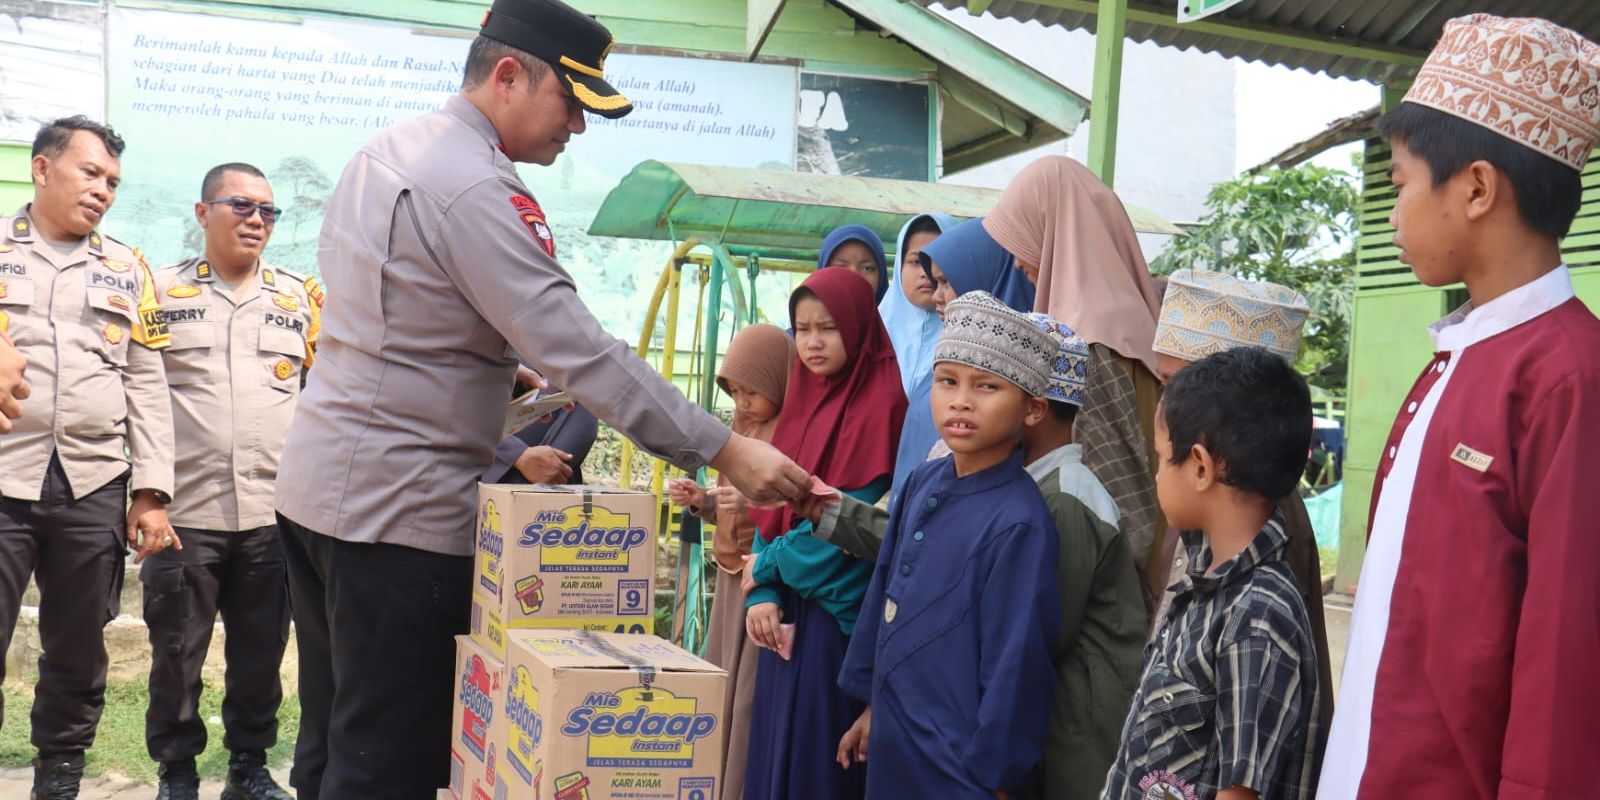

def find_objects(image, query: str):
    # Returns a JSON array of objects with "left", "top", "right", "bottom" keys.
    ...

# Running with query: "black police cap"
[{"left": 479, "top": 0, "right": 633, "bottom": 119}]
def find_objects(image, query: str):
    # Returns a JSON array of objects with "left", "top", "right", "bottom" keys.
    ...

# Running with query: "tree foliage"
[{"left": 1151, "top": 162, "right": 1360, "bottom": 391}]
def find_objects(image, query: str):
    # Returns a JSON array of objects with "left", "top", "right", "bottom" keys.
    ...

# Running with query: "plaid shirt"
[{"left": 1102, "top": 514, "right": 1324, "bottom": 800}]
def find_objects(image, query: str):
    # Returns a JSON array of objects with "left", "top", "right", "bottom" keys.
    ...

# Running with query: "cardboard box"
[
  {"left": 500, "top": 630, "right": 727, "bottom": 800},
  {"left": 449, "top": 636, "right": 510, "bottom": 800},
  {"left": 474, "top": 485, "right": 656, "bottom": 656}
]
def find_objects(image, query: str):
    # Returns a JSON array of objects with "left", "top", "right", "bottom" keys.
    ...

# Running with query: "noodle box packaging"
[
  {"left": 449, "top": 635, "right": 511, "bottom": 800},
  {"left": 473, "top": 484, "right": 657, "bottom": 659},
  {"left": 498, "top": 630, "right": 727, "bottom": 800}
]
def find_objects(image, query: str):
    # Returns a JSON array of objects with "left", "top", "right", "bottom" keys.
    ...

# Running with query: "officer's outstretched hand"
[
  {"left": 710, "top": 435, "right": 807, "bottom": 507},
  {"left": 128, "top": 490, "right": 180, "bottom": 564},
  {"left": 0, "top": 332, "right": 30, "bottom": 434}
]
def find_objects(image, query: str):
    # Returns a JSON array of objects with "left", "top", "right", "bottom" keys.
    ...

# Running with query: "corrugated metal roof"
[{"left": 923, "top": 0, "right": 1600, "bottom": 84}]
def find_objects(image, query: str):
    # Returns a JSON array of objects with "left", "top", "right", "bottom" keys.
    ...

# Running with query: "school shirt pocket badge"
[{"left": 1450, "top": 443, "right": 1494, "bottom": 473}]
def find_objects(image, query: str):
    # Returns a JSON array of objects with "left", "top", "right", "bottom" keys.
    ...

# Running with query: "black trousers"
[
  {"left": 0, "top": 457, "right": 127, "bottom": 756},
  {"left": 142, "top": 525, "right": 290, "bottom": 763},
  {"left": 278, "top": 515, "right": 472, "bottom": 800}
]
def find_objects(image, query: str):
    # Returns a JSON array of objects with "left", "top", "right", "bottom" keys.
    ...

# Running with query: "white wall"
[{"left": 931, "top": 9, "right": 1239, "bottom": 258}]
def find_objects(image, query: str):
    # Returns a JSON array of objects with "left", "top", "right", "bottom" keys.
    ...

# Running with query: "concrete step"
[{"left": 5, "top": 606, "right": 300, "bottom": 687}]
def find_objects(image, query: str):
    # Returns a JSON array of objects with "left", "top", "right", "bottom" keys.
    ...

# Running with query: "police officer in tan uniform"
[
  {"left": 0, "top": 117, "right": 177, "bottom": 800},
  {"left": 272, "top": 1, "right": 809, "bottom": 797},
  {"left": 143, "top": 163, "right": 313, "bottom": 800},
  {"left": 0, "top": 333, "right": 28, "bottom": 432}
]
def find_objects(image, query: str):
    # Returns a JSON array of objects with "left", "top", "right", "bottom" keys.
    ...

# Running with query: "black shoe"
[
  {"left": 222, "top": 751, "right": 292, "bottom": 800},
  {"left": 30, "top": 752, "right": 84, "bottom": 800},
  {"left": 155, "top": 759, "right": 200, "bottom": 800}
]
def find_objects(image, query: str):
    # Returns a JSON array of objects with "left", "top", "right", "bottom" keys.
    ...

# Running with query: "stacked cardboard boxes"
[{"left": 450, "top": 485, "right": 727, "bottom": 799}]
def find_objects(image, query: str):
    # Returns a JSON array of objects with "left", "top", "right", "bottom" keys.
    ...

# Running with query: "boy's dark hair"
[
  {"left": 461, "top": 35, "right": 551, "bottom": 90},
  {"left": 32, "top": 116, "right": 125, "bottom": 160},
  {"left": 1047, "top": 399, "right": 1078, "bottom": 426},
  {"left": 1378, "top": 103, "right": 1582, "bottom": 239},
  {"left": 1162, "top": 347, "right": 1311, "bottom": 502},
  {"left": 201, "top": 162, "right": 267, "bottom": 202},
  {"left": 905, "top": 215, "right": 943, "bottom": 239}
]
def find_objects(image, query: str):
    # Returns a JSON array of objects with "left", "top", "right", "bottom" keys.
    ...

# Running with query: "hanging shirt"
[
  {"left": 840, "top": 452, "right": 1060, "bottom": 797},
  {"left": 1318, "top": 266, "right": 1600, "bottom": 799}
]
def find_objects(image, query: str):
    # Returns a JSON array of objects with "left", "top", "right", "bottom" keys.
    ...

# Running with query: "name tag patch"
[
  {"left": 162, "top": 307, "right": 207, "bottom": 324},
  {"left": 1450, "top": 443, "right": 1494, "bottom": 473},
  {"left": 263, "top": 311, "right": 305, "bottom": 334},
  {"left": 89, "top": 271, "right": 137, "bottom": 296}
]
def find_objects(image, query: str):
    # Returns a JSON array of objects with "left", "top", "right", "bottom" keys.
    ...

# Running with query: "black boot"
[
  {"left": 30, "top": 752, "right": 84, "bottom": 800},
  {"left": 222, "top": 751, "right": 292, "bottom": 800},
  {"left": 154, "top": 759, "right": 200, "bottom": 800}
]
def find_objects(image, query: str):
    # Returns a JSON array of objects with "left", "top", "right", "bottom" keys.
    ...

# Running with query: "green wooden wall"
[
  {"left": 0, "top": 144, "right": 33, "bottom": 214},
  {"left": 1335, "top": 140, "right": 1600, "bottom": 590}
]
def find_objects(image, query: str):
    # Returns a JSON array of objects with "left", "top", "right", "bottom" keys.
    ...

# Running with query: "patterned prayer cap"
[
  {"left": 1026, "top": 313, "right": 1090, "bottom": 407},
  {"left": 934, "top": 292, "right": 1054, "bottom": 397},
  {"left": 1153, "top": 269, "right": 1310, "bottom": 363},
  {"left": 1404, "top": 14, "right": 1600, "bottom": 170}
]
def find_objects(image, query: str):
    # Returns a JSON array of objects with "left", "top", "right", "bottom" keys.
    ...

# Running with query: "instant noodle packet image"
[
  {"left": 498, "top": 630, "right": 727, "bottom": 800},
  {"left": 473, "top": 484, "right": 657, "bottom": 660}
]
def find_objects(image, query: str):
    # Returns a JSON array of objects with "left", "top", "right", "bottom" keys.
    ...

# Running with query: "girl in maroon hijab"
[{"left": 741, "top": 268, "right": 906, "bottom": 800}]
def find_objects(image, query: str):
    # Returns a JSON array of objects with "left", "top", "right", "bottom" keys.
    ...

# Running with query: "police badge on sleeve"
[{"left": 510, "top": 195, "right": 557, "bottom": 258}]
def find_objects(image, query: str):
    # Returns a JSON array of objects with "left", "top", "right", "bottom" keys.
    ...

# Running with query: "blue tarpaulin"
[{"left": 1304, "top": 482, "right": 1343, "bottom": 552}]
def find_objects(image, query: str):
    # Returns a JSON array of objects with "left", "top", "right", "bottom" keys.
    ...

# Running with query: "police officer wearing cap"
[
  {"left": 142, "top": 163, "right": 318, "bottom": 800},
  {"left": 0, "top": 116, "right": 177, "bottom": 800},
  {"left": 272, "top": 1, "right": 809, "bottom": 797}
]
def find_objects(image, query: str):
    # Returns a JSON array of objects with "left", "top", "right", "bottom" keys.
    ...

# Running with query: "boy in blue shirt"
[{"left": 839, "top": 291, "right": 1062, "bottom": 798}]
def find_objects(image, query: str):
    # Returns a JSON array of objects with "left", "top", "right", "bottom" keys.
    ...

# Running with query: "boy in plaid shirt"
[{"left": 1102, "top": 347, "right": 1323, "bottom": 800}]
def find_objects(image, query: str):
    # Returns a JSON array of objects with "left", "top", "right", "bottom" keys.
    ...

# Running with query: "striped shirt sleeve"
[{"left": 1214, "top": 586, "right": 1313, "bottom": 793}]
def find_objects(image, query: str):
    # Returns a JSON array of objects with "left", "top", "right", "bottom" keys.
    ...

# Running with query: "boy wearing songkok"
[
  {"left": 1020, "top": 314, "right": 1147, "bottom": 800},
  {"left": 1150, "top": 269, "right": 1334, "bottom": 735},
  {"left": 1318, "top": 15, "right": 1600, "bottom": 798},
  {"left": 1103, "top": 347, "right": 1323, "bottom": 800},
  {"left": 838, "top": 292, "right": 1061, "bottom": 798}
]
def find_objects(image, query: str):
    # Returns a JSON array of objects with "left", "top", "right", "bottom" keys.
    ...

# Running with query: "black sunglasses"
[{"left": 206, "top": 196, "right": 282, "bottom": 224}]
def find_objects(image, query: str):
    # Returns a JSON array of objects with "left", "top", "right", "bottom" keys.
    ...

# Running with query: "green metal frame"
[{"left": 1086, "top": 0, "right": 1126, "bottom": 184}]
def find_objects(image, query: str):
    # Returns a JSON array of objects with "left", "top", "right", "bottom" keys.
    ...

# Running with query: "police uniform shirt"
[
  {"left": 155, "top": 257, "right": 321, "bottom": 531},
  {"left": 275, "top": 94, "right": 731, "bottom": 556},
  {"left": 0, "top": 207, "right": 174, "bottom": 502}
]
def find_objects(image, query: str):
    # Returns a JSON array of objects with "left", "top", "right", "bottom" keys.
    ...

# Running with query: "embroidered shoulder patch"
[{"left": 510, "top": 195, "right": 556, "bottom": 258}]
